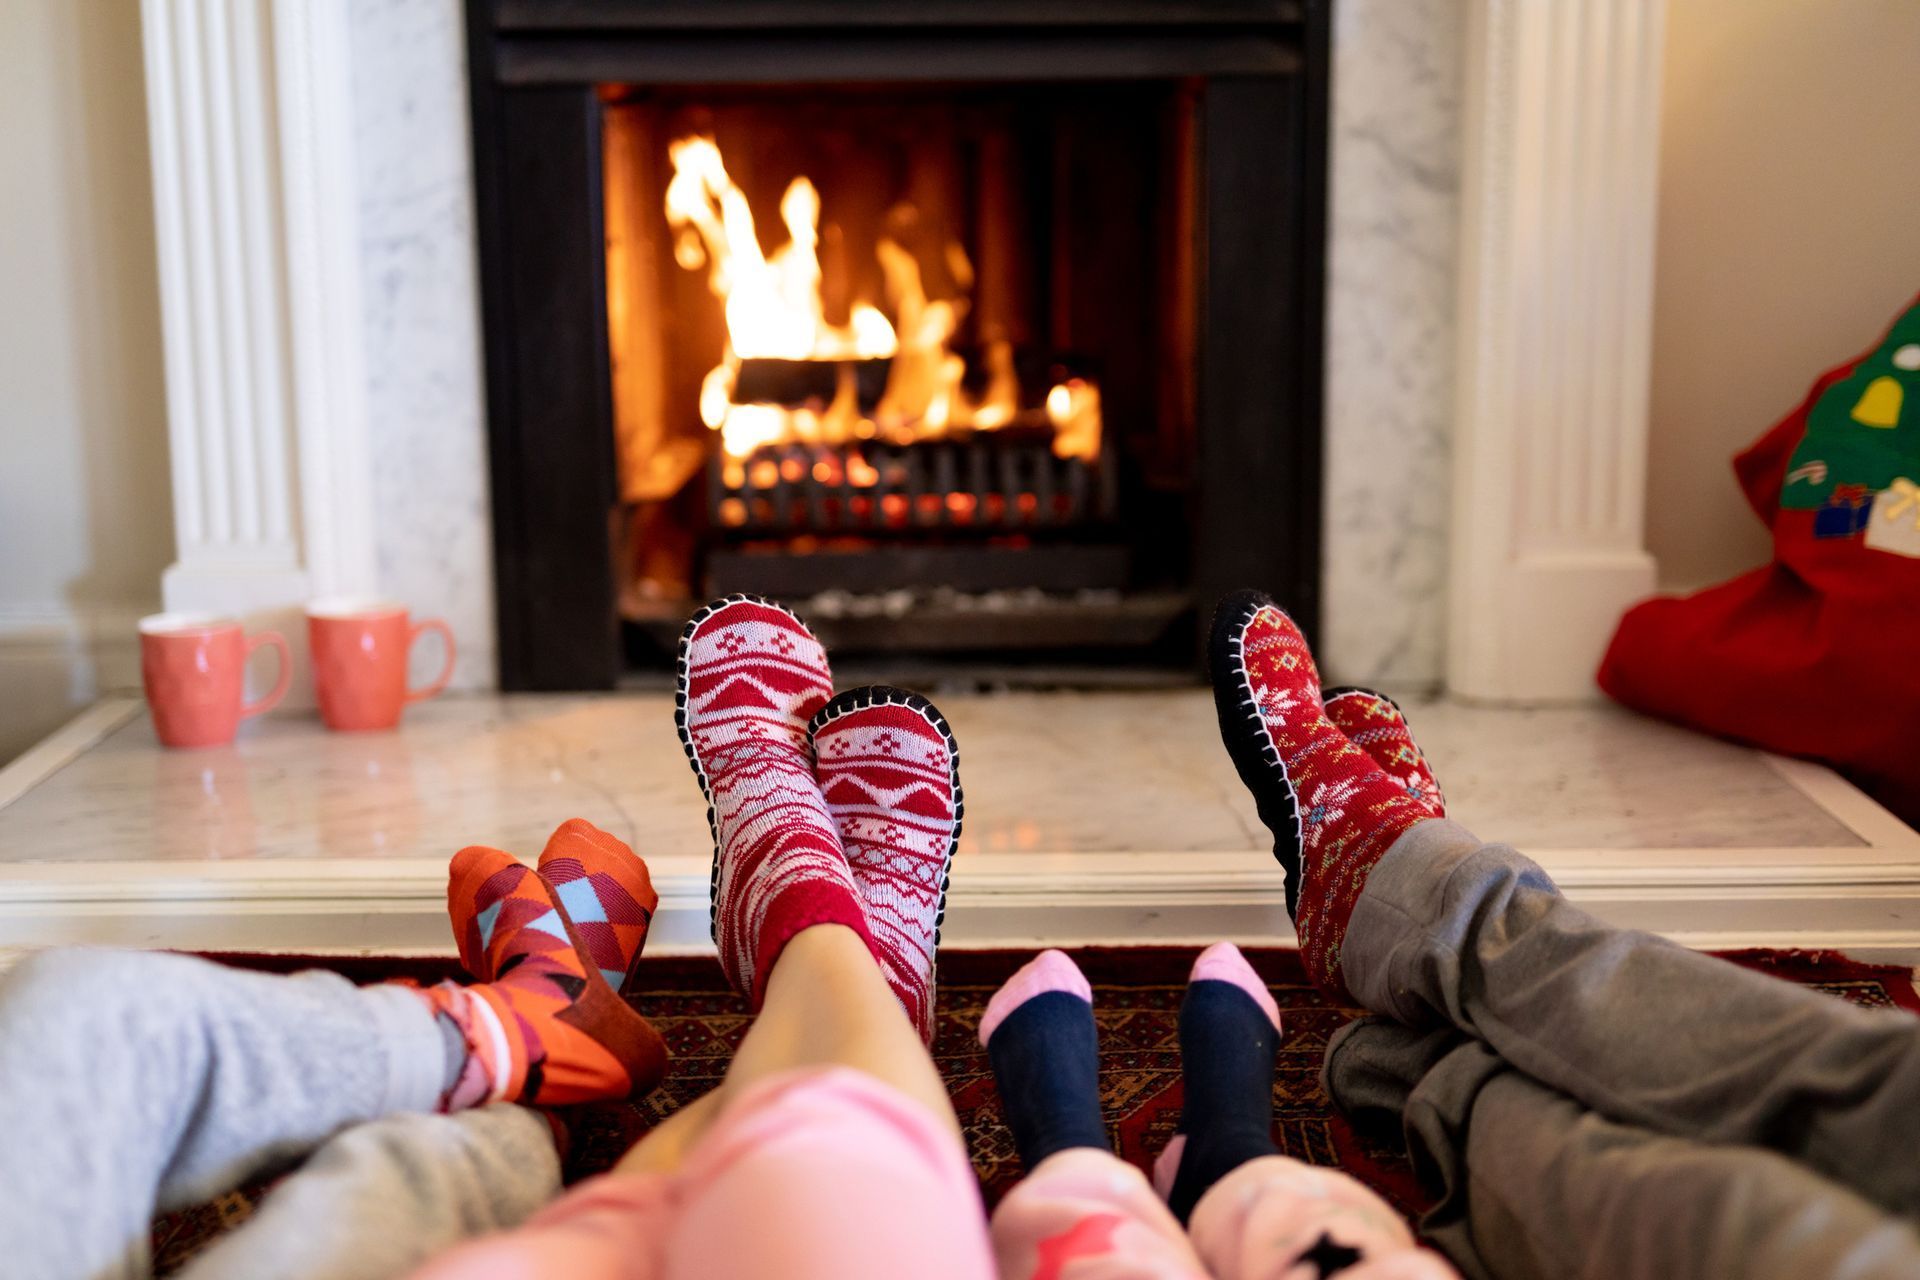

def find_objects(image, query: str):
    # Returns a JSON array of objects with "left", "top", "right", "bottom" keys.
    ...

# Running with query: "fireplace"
[{"left": 466, "top": 1, "right": 1329, "bottom": 689}]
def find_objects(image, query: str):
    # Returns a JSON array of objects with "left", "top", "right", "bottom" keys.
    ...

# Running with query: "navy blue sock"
[
  {"left": 1166, "top": 979, "right": 1282, "bottom": 1222},
  {"left": 985, "top": 990, "right": 1109, "bottom": 1171}
]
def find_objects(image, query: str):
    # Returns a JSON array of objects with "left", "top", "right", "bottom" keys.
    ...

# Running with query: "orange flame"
[{"left": 665, "top": 135, "right": 1100, "bottom": 465}]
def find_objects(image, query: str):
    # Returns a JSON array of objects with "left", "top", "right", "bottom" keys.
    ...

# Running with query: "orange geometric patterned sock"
[
  {"left": 534, "top": 818, "right": 659, "bottom": 997},
  {"left": 1209, "top": 592, "right": 1436, "bottom": 999},
  {"left": 1322, "top": 688, "right": 1446, "bottom": 818},
  {"left": 424, "top": 845, "right": 667, "bottom": 1109}
]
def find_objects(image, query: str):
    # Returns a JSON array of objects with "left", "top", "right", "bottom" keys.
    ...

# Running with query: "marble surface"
[
  {"left": 339, "top": 2, "right": 1464, "bottom": 690},
  {"left": 0, "top": 692, "right": 1862, "bottom": 866},
  {"left": 1319, "top": 0, "right": 1463, "bottom": 688},
  {"left": 349, "top": 0, "right": 496, "bottom": 690}
]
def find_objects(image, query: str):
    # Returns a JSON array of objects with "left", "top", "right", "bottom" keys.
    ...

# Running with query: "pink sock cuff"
[
  {"left": 1189, "top": 942, "right": 1282, "bottom": 1032},
  {"left": 978, "top": 950, "right": 1091, "bottom": 1046}
]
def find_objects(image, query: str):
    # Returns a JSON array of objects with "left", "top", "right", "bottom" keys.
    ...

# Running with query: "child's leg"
[
  {"left": 657, "top": 597, "right": 970, "bottom": 1148},
  {"left": 0, "top": 819, "right": 662, "bottom": 1280},
  {"left": 979, "top": 949, "right": 1109, "bottom": 1170},
  {"left": 712, "top": 922, "right": 960, "bottom": 1133},
  {"left": 978, "top": 952, "right": 1208, "bottom": 1279},
  {"left": 1153, "top": 944, "right": 1455, "bottom": 1276},
  {"left": 612, "top": 920, "right": 962, "bottom": 1178},
  {"left": 1212, "top": 592, "right": 1920, "bottom": 1219},
  {"left": 175, "top": 1105, "right": 559, "bottom": 1280},
  {"left": 416, "top": 598, "right": 996, "bottom": 1279},
  {"left": 430, "top": 927, "right": 993, "bottom": 1280},
  {"left": 1157, "top": 943, "right": 1284, "bottom": 1222},
  {"left": 0, "top": 948, "right": 452, "bottom": 1280},
  {"left": 1326, "top": 1018, "right": 1920, "bottom": 1280}
]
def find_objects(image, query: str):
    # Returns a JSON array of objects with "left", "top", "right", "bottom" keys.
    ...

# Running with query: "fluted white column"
[
  {"left": 1449, "top": 0, "right": 1666, "bottom": 700},
  {"left": 142, "top": 0, "right": 374, "bottom": 617}
]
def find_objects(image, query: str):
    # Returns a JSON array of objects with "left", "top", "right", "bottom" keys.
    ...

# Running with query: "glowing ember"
[{"left": 665, "top": 134, "right": 1101, "bottom": 464}]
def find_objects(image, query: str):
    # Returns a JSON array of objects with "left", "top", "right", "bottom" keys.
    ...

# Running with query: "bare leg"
[
  {"left": 719, "top": 924, "right": 956, "bottom": 1127},
  {"left": 613, "top": 1091, "right": 723, "bottom": 1177},
  {"left": 615, "top": 923, "right": 957, "bottom": 1174}
]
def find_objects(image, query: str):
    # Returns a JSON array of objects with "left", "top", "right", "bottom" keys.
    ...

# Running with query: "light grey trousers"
[
  {"left": 1323, "top": 819, "right": 1920, "bottom": 1280},
  {"left": 0, "top": 949, "right": 559, "bottom": 1280}
]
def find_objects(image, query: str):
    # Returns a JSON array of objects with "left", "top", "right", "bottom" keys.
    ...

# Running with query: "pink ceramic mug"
[
  {"left": 307, "top": 597, "right": 457, "bottom": 731},
  {"left": 139, "top": 613, "right": 292, "bottom": 748}
]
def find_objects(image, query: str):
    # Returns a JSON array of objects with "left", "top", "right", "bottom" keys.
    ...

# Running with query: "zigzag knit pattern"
[
  {"left": 676, "top": 596, "right": 876, "bottom": 1004},
  {"left": 1224, "top": 603, "right": 1434, "bottom": 997},
  {"left": 1324, "top": 689, "right": 1446, "bottom": 819},
  {"left": 812, "top": 687, "right": 962, "bottom": 1042}
]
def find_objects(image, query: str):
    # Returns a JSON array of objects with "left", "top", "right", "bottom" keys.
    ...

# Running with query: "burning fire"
[{"left": 664, "top": 135, "right": 1100, "bottom": 467}]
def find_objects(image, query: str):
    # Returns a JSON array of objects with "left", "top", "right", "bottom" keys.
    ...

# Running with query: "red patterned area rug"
[{"left": 154, "top": 946, "right": 1920, "bottom": 1273}]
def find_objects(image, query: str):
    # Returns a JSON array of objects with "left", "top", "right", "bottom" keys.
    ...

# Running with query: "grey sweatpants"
[
  {"left": 0, "top": 948, "right": 559, "bottom": 1280},
  {"left": 1322, "top": 819, "right": 1920, "bottom": 1280}
]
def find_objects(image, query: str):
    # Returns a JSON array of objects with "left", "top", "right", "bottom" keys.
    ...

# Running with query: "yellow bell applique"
[{"left": 1850, "top": 375, "right": 1903, "bottom": 428}]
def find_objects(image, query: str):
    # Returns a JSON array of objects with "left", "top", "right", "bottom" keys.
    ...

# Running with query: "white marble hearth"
[{"left": 0, "top": 693, "right": 1915, "bottom": 960}]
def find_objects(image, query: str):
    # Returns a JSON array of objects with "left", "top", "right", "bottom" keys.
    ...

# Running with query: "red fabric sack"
[{"left": 1598, "top": 292, "right": 1920, "bottom": 825}]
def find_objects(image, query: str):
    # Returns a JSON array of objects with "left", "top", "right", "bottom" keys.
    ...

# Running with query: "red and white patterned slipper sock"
[
  {"left": 1323, "top": 688, "right": 1446, "bottom": 818},
  {"left": 1208, "top": 591, "right": 1435, "bottom": 998},
  {"left": 676, "top": 595, "right": 876, "bottom": 1004},
  {"left": 810, "top": 686, "right": 962, "bottom": 1043}
]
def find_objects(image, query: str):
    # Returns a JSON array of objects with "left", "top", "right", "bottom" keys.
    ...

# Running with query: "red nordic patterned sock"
[
  {"left": 675, "top": 595, "right": 877, "bottom": 1004},
  {"left": 535, "top": 818, "right": 659, "bottom": 996},
  {"left": 425, "top": 845, "right": 667, "bottom": 1108},
  {"left": 1323, "top": 688, "right": 1446, "bottom": 818},
  {"left": 1208, "top": 591, "right": 1436, "bottom": 998},
  {"left": 811, "top": 685, "right": 962, "bottom": 1043}
]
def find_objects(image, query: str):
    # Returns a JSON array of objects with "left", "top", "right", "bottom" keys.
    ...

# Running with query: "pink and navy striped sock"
[
  {"left": 1157, "top": 942, "right": 1284, "bottom": 1222},
  {"left": 979, "top": 950, "right": 1108, "bottom": 1171}
]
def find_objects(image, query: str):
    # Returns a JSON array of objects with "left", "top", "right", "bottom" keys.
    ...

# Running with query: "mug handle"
[
  {"left": 240, "top": 631, "right": 292, "bottom": 718},
  {"left": 405, "top": 618, "right": 458, "bottom": 705}
]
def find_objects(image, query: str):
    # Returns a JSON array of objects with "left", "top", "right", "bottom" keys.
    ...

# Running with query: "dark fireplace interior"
[{"left": 466, "top": 1, "right": 1329, "bottom": 690}]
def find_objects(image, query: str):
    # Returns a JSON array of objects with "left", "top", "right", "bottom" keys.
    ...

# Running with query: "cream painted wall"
[
  {"left": 1649, "top": 0, "right": 1920, "bottom": 590},
  {"left": 0, "top": 1, "right": 171, "bottom": 761}
]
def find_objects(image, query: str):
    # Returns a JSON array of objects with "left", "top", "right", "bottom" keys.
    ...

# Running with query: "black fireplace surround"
[{"left": 466, "top": 0, "right": 1330, "bottom": 690}]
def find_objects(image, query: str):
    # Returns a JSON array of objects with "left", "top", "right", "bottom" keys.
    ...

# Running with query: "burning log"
[{"left": 733, "top": 358, "right": 890, "bottom": 413}]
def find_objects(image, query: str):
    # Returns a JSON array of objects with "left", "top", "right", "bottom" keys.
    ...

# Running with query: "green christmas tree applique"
[{"left": 1780, "top": 299, "right": 1920, "bottom": 510}]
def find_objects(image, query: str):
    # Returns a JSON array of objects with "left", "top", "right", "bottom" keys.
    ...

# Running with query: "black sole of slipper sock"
[{"left": 1207, "top": 589, "right": 1306, "bottom": 920}]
